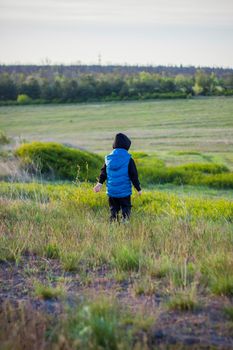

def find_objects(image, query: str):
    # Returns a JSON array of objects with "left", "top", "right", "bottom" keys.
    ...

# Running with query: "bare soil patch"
[{"left": 0, "top": 254, "right": 232, "bottom": 349}]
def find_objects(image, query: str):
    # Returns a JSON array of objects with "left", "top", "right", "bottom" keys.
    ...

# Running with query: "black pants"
[{"left": 108, "top": 196, "right": 131, "bottom": 222}]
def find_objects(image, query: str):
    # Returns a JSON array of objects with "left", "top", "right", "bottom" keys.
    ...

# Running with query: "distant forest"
[{"left": 0, "top": 65, "right": 233, "bottom": 105}]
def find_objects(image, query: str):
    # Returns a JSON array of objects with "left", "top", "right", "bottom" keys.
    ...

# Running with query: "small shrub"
[
  {"left": 17, "top": 94, "right": 32, "bottom": 104},
  {"left": 176, "top": 163, "right": 229, "bottom": 174},
  {"left": 15, "top": 141, "right": 103, "bottom": 181},
  {"left": 173, "top": 151, "right": 202, "bottom": 156},
  {"left": 138, "top": 158, "right": 230, "bottom": 187},
  {"left": 157, "top": 163, "right": 229, "bottom": 186},
  {"left": 198, "top": 173, "right": 233, "bottom": 189}
]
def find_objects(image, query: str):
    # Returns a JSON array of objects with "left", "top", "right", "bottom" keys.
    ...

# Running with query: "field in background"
[
  {"left": 1, "top": 97, "right": 233, "bottom": 191},
  {"left": 1, "top": 97, "right": 233, "bottom": 155}
]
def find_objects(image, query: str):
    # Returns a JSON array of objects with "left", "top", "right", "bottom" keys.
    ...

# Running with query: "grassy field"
[
  {"left": 0, "top": 183, "right": 233, "bottom": 349},
  {"left": 0, "top": 97, "right": 233, "bottom": 349},
  {"left": 1, "top": 97, "right": 233, "bottom": 155}
]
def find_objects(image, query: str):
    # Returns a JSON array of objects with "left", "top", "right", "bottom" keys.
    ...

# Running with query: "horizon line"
[{"left": 0, "top": 62, "right": 233, "bottom": 70}]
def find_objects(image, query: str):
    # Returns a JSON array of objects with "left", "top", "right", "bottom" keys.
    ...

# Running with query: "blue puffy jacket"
[{"left": 105, "top": 148, "right": 132, "bottom": 198}]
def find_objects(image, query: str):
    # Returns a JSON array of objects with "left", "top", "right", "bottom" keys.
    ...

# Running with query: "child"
[{"left": 94, "top": 133, "right": 142, "bottom": 222}]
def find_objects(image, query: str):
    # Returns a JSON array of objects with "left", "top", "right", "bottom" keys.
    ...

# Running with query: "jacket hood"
[
  {"left": 112, "top": 133, "right": 131, "bottom": 150},
  {"left": 105, "top": 148, "right": 131, "bottom": 171}
]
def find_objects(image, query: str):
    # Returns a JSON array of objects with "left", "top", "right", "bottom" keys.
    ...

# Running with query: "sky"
[{"left": 0, "top": 0, "right": 233, "bottom": 67}]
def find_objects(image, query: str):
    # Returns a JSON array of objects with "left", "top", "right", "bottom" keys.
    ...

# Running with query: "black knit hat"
[{"left": 112, "top": 133, "right": 131, "bottom": 150}]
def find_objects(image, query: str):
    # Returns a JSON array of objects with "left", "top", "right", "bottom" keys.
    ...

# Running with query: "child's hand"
[
  {"left": 138, "top": 190, "right": 142, "bottom": 196},
  {"left": 93, "top": 183, "right": 102, "bottom": 193}
]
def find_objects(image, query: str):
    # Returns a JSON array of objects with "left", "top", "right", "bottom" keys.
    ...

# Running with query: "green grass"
[
  {"left": 1, "top": 97, "right": 233, "bottom": 154},
  {"left": 45, "top": 243, "right": 60, "bottom": 259},
  {"left": 145, "top": 183, "right": 233, "bottom": 200},
  {"left": 135, "top": 154, "right": 233, "bottom": 188},
  {"left": 61, "top": 252, "right": 82, "bottom": 271},
  {"left": 112, "top": 244, "right": 140, "bottom": 272},
  {"left": 13, "top": 140, "right": 233, "bottom": 189},
  {"left": 210, "top": 276, "right": 233, "bottom": 296},
  {"left": 0, "top": 182, "right": 233, "bottom": 220},
  {"left": 167, "top": 288, "right": 198, "bottom": 311},
  {"left": 0, "top": 181, "right": 233, "bottom": 348},
  {"left": 34, "top": 281, "right": 65, "bottom": 299},
  {"left": 201, "top": 254, "right": 233, "bottom": 296},
  {"left": 0, "top": 182, "right": 232, "bottom": 295}
]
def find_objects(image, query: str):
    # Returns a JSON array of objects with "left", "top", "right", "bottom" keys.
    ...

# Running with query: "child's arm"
[
  {"left": 94, "top": 163, "right": 106, "bottom": 192},
  {"left": 128, "top": 158, "right": 142, "bottom": 195}
]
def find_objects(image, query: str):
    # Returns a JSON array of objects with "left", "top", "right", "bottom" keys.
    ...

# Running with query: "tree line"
[
  {"left": 0, "top": 66, "right": 233, "bottom": 105},
  {"left": 1, "top": 64, "right": 233, "bottom": 78}
]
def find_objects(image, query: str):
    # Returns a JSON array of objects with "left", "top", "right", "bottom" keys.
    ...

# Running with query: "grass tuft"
[
  {"left": 34, "top": 281, "right": 65, "bottom": 299},
  {"left": 45, "top": 243, "right": 60, "bottom": 259},
  {"left": 148, "top": 256, "right": 172, "bottom": 279},
  {"left": 133, "top": 277, "right": 157, "bottom": 296},
  {"left": 64, "top": 298, "right": 127, "bottom": 350},
  {"left": 61, "top": 252, "right": 81, "bottom": 272},
  {"left": 201, "top": 254, "right": 233, "bottom": 296},
  {"left": 167, "top": 289, "right": 198, "bottom": 311},
  {"left": 210, "top": 276, "right": 233, "bottom": 296},
  {"left": 112, "top": 245, "right": 140, "bottom": 272}
]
